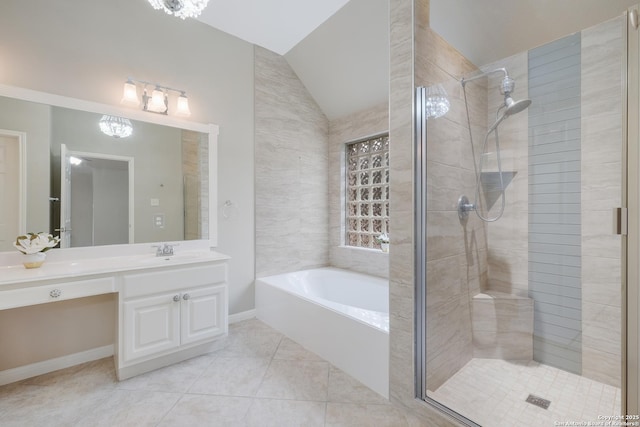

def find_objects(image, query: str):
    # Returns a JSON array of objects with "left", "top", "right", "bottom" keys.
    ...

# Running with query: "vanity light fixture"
[
  {"left": 147, "top": 0, "right": 210, "bottom": 19},
  {"left": 99, "top": 115, "right": 133, "bottom": 139},
  {"left": 121, "top": 78, "right": 191, "bottom": 117}
]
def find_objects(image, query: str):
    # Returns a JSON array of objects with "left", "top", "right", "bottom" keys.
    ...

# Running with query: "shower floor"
[{"left": 427, "top": 358, "right": 620, "bottom": 427}]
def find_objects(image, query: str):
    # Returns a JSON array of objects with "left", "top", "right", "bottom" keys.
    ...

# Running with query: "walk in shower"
[{"left": 416, "top": 9, "right": 627, "bottom": 427}]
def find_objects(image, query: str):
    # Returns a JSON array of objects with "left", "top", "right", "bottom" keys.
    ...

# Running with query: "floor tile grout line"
[
  {"left": 239, "top": 333, "right": 286, "bottom": 426},
  {"left": 251, "top": 333, "right": 284, "bottom": 399},
  {"left": 182, "top": 351, "right": 220, "bottom": 396},
  {"left": 153, "top": 391, "right": 185, "bottom": 427}
]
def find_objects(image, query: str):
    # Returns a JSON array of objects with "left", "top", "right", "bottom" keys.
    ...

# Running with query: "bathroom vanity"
[{"left": 0, "top": 243, "right": 229, "bottom": 382}]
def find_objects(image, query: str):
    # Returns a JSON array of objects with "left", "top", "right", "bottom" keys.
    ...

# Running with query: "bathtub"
[{"left": 255, "top": 267, "right": 389, "bottom": 398}]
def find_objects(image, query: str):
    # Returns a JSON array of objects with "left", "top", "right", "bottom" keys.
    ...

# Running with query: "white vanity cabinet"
[
  {"left": 0, "top": 248, "right": 229, "bottom": 385},
  {"left": 118, "top": 261, "right": 228, "bottom": 377}
]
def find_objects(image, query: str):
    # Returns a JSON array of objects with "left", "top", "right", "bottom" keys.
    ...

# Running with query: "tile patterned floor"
[
  {"left": 427, "top": 358, "right": 621, "bottom": 427},
  {"left": 0, "top": 319, "right": 423, "bottom": 427}
]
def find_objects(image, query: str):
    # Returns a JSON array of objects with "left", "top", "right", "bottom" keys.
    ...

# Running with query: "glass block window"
[{"left": 346, "top": 134, "right": 389, "bottom": 249}]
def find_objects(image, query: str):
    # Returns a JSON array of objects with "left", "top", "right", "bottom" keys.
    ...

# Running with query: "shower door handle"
[{"left": 613, "top": 207, "right": 628, "bottom": 235}]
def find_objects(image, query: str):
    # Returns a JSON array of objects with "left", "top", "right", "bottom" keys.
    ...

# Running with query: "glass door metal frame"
[
  {"left": 625, "top": 5, "right": 639, "bottom": 417},
  {"left": 414, "top": 86, "right": 481, "bottom": 427}
]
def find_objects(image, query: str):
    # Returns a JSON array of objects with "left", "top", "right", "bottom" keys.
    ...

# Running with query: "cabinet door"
[
  {"left": 181, "top": 285, "right": 227, "bottom": 345},
  {"left": 123, "top": 293, "right": 181, "bottom": 362}
]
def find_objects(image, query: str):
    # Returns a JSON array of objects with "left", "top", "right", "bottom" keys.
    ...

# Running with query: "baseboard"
[
  {"left": 0, "top": 344, "right": 114, "bottom": 386},
  {"left": 229, "top": 309, "right": 256, "bottom": 324}
]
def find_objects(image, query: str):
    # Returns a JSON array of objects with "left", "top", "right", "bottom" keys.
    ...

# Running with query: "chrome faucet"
[{"left": 153, "top": 243, "right": 175, "bottom": 257}]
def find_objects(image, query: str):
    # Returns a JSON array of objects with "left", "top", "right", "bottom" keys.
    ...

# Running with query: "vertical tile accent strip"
[{"left": 528, "top": 33, "right": 582, "bottom": 374}]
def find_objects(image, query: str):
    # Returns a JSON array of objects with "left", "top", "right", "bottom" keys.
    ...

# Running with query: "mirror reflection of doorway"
[
  {"left": 60, "top": 144, "right": 134, "bottom": 248},
  {"left": 0, "top": 129, "right": 25, "bottom": 252}
]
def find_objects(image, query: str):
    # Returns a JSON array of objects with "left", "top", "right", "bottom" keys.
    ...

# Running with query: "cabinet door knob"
[
  {"left": 183, "top": 293, "right": 190, "bottom": 301},
  {"left": 173, "top": 294, "right": 181, "bottom": 302},
  {"left": 50, "top": 289, "right": 62, "bottom": 298}
]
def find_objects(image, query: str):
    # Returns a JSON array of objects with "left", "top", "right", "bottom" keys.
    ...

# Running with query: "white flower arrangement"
[
  {"left": 14, "top": 232, "right": 60, "bottom": 254},
  {"left": 375, "top": 233, "right": 389, "bottom": 244}
]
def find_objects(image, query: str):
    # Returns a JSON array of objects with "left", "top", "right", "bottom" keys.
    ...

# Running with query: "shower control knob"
[
  {"left": 183, "top": 293, "right": 190, "bottom": 301},
  {"left": 173, "top": 294, "right": 180, "bottom": 302},
  {"left": 50, "top": 289, "right": 62, "bottom": 298}
]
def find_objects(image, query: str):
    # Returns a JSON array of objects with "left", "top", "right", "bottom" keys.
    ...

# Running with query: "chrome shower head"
[
  {"left": 504, "top": 96, "right": 532, "bottom": 116},
  {"left": 487, "top": 97, "right": 532, "bottom": 134}
]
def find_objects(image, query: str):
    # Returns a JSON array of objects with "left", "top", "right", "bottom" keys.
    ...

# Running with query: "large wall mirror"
[{"left": 0, "top": 85, "right": 218, "bottom": 252}]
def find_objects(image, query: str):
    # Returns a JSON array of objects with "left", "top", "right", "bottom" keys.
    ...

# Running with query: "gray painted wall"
[{"left": 284, "top": 0, "right": 390, "bottom": 120}]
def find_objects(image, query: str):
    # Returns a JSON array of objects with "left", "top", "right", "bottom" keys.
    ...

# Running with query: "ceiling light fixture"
[
  {"left": 147, "top": 0, "right": 210, "bottom": 19},
  {"left": 121, "top": 78, "right": 191, "bottom": 117},
  {"left": 69, "top": 156, "right": 83, "bottom": 166},
  {"left": 99, "top": 115, "right": 133, "bottom": 138},
  {"left": 424, "top": 84, "right": 450, "bottom": 119}
]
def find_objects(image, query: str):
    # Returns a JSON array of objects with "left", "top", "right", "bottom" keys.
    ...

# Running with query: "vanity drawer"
[
  {"left": 122, "top": 263, "right": 227, "bottom": 299},
  {"left": 0, "top": 277, "right": 116, "bottom": 310}
]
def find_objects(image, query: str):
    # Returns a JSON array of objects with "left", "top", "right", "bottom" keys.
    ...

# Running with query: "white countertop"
[{"left": 0, "top": 249, "right": 230, "bottom": 287}]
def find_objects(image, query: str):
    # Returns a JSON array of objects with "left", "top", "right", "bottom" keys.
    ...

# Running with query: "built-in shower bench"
[{"left": 471, "top": 291, "right": 533, "bottom": 360}]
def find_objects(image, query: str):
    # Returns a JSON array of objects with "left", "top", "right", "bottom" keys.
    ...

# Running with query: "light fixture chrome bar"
[
  {"left": 121, "top": 77, "right": 191, "bottom": 117},
  {"left": 125, "top": 77, "right": 185, "bottom": 95}
]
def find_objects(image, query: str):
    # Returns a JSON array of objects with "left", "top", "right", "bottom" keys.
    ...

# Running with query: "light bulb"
[
  {"left": 121, "top": 80, "right": 139, "bottom": 106},
  {"left": 148, "top": 87, "right": 167, "bottom": 113},
  {"left": 176, "top": 92, "right": 191, "bottom": 117}
]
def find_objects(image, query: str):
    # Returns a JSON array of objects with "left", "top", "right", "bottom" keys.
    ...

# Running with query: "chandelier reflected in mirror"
[
  {"left": 147, "top": 0, "right": 210, "bottom": 19},
  {"left": 99, "top": 115, "right": 133, "bottom": 139}
]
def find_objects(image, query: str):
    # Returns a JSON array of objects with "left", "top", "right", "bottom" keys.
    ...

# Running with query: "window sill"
[{"left": 337, "top": 245, "right": 389, "bottom": 255}]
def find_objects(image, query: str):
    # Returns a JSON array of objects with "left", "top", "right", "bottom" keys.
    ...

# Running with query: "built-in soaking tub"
[{"left": 255, "top": 267, "right": 389, "bottom": 398}]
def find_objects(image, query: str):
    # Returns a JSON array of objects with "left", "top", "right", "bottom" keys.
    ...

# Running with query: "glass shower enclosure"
[{"left": 416, "top": 9, "right": 627, "bottom": 427}]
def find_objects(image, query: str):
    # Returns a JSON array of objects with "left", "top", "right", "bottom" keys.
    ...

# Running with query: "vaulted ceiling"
[{"left": 196, "top": 0, "right": 637, "bottom": 120}]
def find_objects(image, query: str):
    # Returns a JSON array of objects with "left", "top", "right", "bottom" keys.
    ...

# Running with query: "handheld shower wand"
[{"left": 459, "top": 67, "right": 531, "bottom": 222}]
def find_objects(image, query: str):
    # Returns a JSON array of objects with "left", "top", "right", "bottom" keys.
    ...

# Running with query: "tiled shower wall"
[
  {"left": 254, "top": 46, "right": 330, "bottom": 277},
  {"left": 481, "top": 17, "right": 623, "bottom": 386},
  {"left": 528, "top": 33, "right": 583, "bottom": 375},
  {"left": 329, "top": 103, "right": 390, "bottom": 278},
  {"left": 581, "top": 16, "right": 623, "bottom": 388},
  {"left": 481, "top": 52, "right": 529, "bottom": 298},
  {"left": 418, "top": 27, "right": 489, "bottom": 391}
]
